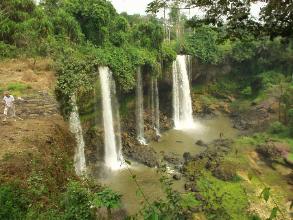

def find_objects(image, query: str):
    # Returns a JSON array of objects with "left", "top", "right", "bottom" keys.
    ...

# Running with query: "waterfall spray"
[
  {"left": 136, "top": 67, "right": 147, "bottom": 145},
  {"left": 69, "top": 95, "right": 86, "bottom": 176},
  {"left": 172, "top": 55, "right": 194, "bottom": 129},
  {"left": 99, "top": 67, "right": 123, "bottom": 170}
]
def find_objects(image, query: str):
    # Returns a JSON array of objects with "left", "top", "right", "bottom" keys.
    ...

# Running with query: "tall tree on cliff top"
[{"left": 147, "top": 0, "right": 293, "bottom": 39}]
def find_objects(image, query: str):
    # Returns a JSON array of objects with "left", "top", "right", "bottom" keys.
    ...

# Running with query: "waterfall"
[
  {"left": 99, "top": 66, "right": 123, "bottom": 169},
  {"left": 151, "top": 77, "right": 160, "bottom": 136},
  {"left": 69, "top": 95, "right": 86, "bottom": 176},
  {"left": 136, "top": 67, "right": 147, "bottom": 145},
  {"left": 172, "top": 55, "right": 194, "bottom": 129}
]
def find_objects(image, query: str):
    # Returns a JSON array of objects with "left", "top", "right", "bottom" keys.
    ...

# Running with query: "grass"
[
  {"left": 7, "top": 82, "right": 31, "bottom": 92},
  {"left": 0, "top": 82, "right": 32, "bottom": 96},
  {"left": 180, "top": 193, "right": 202, "bottom": 209},
  {"left": 196, "top": 171, "right": 249, "bottom": 220}
]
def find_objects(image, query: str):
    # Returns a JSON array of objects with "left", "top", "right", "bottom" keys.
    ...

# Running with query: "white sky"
[{"left": 110, "top": 0, "right": 267, "bottom": 19}]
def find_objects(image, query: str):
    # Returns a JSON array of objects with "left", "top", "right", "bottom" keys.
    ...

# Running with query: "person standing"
[{"left": 2, "top": 91, "right": 16, "bottom": 122}]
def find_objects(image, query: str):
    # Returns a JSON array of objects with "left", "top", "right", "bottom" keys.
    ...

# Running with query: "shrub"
[
  {"left": 0, "top": 42, "right": 17, "bottom": 58},
  {"left": 0, "top": 184, "right": 29, "bottom": 220},
  {"left": 241, "top": 86, "right": 252, "bottom": 97},
  {"left": 92, "top": 188, "right": 121, "bottom": 212},
  {"left": 269, "top": 121, "right": 287, "bottom": 134},
  {"left": 288, "top": 109, "right": 293, "bottom": 137},
  {"left": 61, "top": 181, "right": 94, "bottom": 220},
  {"left": 258, "top": 71, "right": 285, "bottom": 89}
]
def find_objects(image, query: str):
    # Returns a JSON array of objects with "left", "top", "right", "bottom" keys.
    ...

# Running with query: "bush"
[
  {"left": 0, "top": 42, "right": 17, "bottom": 58},
  {"left": 241, "top": 86, "right": 252, "bottom": 97},
  {"left": 258, "top": 71, "right": 285, "bottom": 89},
  {"left": 0, "top": 184, "right": 29, "bottom": 220},
  {"left": 92, "top": 188, "right": 121, "bottom": 210},
  {"left": 269, "top": 121, "right": 287, "bottom": 134},
  {"left": 288, "top": 109, "right": 293, "bottom": 137},
  {"left": 61, "top": 181, "right": 94, "bottom": 220}
]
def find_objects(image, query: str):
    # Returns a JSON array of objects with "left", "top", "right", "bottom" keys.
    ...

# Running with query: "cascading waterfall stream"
[
  {"left": 172, "top": 55, "right": 194, "bottom": 129},
  {"left": 136, "top": 67, "right": 147, "bottom": 145},
  {"left": 99, "top": 66, "right": 123, "bottom": 170},
  {"left": 151, "top": 77, "right": 160, "bottom": 136},
  {"left": 69, "top": 95, "right": 86, "bottom": 176}
]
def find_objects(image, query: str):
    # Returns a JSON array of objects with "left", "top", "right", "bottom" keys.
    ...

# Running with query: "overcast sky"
[{"left": 110, "top": 0, "right": 267, "bottom": 19}]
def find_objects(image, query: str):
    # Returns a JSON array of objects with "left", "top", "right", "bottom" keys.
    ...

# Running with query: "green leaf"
[
  {"left": 151, "top": 211, "right": 159, "bottom": 220},
  {"left": 124, "top": 159, "right": 131, "bottom": 165},
  {"left": 290, "top": 200, "right": 293, "bottom": 210},
  {"left": 136, "top": 189, "right": 142, "bottom": 197},
  {"left": 266, "top": 207, "right": 278, "bottom": 220},
  {"left": 260, "top": 187, "right": 270, "bottom": 202}
]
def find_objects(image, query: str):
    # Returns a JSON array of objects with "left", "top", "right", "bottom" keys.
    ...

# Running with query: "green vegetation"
[{"left": 1, "top": 0, "right": 293, "bottom": 219}]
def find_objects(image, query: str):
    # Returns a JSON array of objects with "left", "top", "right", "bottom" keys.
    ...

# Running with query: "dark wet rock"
[
  {"left": 256, "top": 141, "right": 290, "bottom": 161},
  {"left": 183, "top": 152, "right": 193, "bottom": 163},
  {"left": 195, "top": 193, "right": 205, "bottom": 201},
  {"left": 175, "top": 164, "right": 183, "bottom": 173},
  {"left": 173, "top": 173, "right": 182, "bottom": 180},
  {"left": 233, "top": 118, "right": 250, "bottom": 130},
  {"left": 164, "top": 152, "right": 183, "bottom": 165},
  {"left": 189, "top": 206, "right": 201, "bottom": 213},
  {"left": 212, "top": 162, "right": 237, "bottom": 181},
  {"left": 184, "top": 182, "right": 199, "bottom": 192},
  {"left": 195, "top": 140, "right": 208, "bottom": 147},
  {"left": 123, "top": 144, "right": 159, "bottom": 167},
  {"left": 96, "top": 207, "right": 127, "bottom": 220},
  {"left": 189, "top": 176, "right": 195, "bottom": 181},
  {"left": 191, "top": 185, "right": 200, "bottom": 192},
  {"left": 286, "top": 172, "right": 293, "bottom": 185}
]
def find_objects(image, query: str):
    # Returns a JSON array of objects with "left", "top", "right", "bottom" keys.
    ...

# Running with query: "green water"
[{"left": 98, "top": 115, "right": 237, "bottom": 215}]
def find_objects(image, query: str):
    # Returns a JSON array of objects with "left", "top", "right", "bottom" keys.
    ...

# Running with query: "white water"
[
  {"left": 69, "top": 95, "right": 86, "bottom": 176},
  {"left": 151, "top": 78, "right": 160, "bottom": 136},
  {"left": 99, "top": 67, "right": 123, "bottom": 170},
  {"left": 136, "top": 67, "right": 147, "bottom": 145},
  {"left": 172, "top": 55, "right": 194, "bottom": 129}
]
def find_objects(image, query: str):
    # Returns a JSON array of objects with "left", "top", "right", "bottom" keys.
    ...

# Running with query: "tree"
[
  {"left": 260, "top": 0, "right": 293, "bottom": 38},
  {"left": 61, "top": 0, "right": 117, "bottom": 45},
  {"left": 0, "top": 0, "right": 36, "bottom": 45},
  {"left": 147, "top": 0, "right": 293, "bottom": 39}
]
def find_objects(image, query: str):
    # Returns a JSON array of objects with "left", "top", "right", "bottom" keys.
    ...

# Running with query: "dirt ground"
[
  {"left": 0, "top": 58, "right": 56, "bottom": 91},
  {"left": 0, "top": 58, "right": 75, "bottom": 182}
]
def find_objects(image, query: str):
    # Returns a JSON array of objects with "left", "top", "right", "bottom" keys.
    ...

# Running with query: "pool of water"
[{"left": 95, "top": 115, "right": 237, "bottom": 215}]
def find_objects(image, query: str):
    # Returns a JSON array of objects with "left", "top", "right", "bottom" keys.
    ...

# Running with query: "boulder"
[
  {"left": 173, "top": 173, "right": 182, "bottom": 180},
  {"left": 195, "top": 140, "right": 208, "bottom": 147},
  {"left": 164, "top": 152, "right": 183, "bottom": 165},
  {"left": 183, "top": 152, "right": 193, "bottom": 163},
  {"left": 256, "top": 141, "right": 290, "bottom": 161},
  {"left": 212, "top": 162, "right": 237, "bottom": 181}
]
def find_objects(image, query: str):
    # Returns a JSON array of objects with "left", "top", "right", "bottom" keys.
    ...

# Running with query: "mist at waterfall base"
[
  {"left": 172, "top": 55, "right": 199, "bottom": 130},
  {"left": 99, "top": 66, "right": 124, "bottom": 170},
  {"left": 69, "top": 95, "right": 86, "bottom": 176}
]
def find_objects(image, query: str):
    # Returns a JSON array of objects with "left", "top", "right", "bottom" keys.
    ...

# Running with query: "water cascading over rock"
[
  {"left": 99, "top": 66, "right": 123, "bottom": 169},
  {"left": 69, "top": 95, "right": 86, "bottom": 176},
  {"left": 150, "top": 77, "right": 160, "bottom": 136},
  {"left": 172, "top": 55, "right": 194, "bottom": 129},
  {"left": 136, "top": 67, "right": 147, "bottom": 145}
]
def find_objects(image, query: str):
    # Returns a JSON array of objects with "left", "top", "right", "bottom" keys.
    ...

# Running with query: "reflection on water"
[{"left": 95, "top": 115, "right": 237, "bottom": 215}]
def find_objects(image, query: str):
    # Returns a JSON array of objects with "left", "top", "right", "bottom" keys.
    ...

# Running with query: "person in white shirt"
[{"left": 2, "top": 91, "right": 16, "bottom": 122}]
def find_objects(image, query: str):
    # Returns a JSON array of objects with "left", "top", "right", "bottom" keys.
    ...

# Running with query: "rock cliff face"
[{"left": 77, "top": 58, "right": 234, "bottom": 168}]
